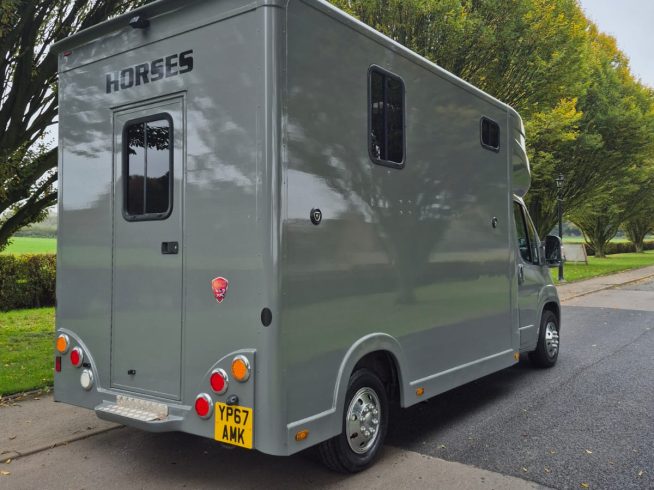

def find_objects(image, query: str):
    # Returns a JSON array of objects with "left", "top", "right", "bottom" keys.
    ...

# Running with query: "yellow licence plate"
[{"left": 214, "top": 402, "right": 253, "bottom": 449}]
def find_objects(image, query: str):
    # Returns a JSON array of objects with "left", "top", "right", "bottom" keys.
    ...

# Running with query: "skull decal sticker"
[{"left": 211, "top": 277, "right": 229, "bottom": 304}]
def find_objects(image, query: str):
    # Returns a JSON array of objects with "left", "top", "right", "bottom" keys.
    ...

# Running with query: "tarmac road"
[
  {"left": 2, "top": 278, "right": 653, "bottom": 489},
  {"left": 388, "top": 279, "right": 654, "bottom": 489}
]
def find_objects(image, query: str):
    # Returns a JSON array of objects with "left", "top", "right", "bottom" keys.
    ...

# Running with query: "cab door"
[
  {"left": 514, "top": 200, "right": 543, "bottom": 350},
  {"left": 111, "top": 97, "right": 184, "bottom": 400}
]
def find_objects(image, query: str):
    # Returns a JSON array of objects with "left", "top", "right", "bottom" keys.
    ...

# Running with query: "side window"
[
  {"left": 481, "top": 117, "right": 500, "bottom": 151},
  {"left": 513, "top": 202, "right": 532, "bottom": 263},
  {"left": 525, "top": 212, "right": 540, "bottom": 264},
  {"left": 369, "top": 67, "right": 405, "bottom": 168},
  {"left": 123, "top": 114, "right": 173, "bottom": 220}
]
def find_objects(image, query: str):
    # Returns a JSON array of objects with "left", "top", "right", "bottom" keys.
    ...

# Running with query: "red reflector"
[
  {"left": 210, "top": 369, "right": 228, "bottom": 394},
  {"left": 55, "top": 356, "right": 62, "bottom": 372},
  {"left": 210, "top": 373, "right": 224, "bottom": 392},
  {"left": 195, "top": 395, "right": 211, "bottom": 418},
  {"left": 70, "top": 348, "right": 81, "bottom": 367}
]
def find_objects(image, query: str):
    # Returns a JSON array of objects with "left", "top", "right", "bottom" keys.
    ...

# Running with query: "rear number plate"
[{"left": 214, "top": 402, "right": 253, "bottom": 449}]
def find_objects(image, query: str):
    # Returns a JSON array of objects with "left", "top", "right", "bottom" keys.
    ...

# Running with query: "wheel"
[
  {"left": 528, "top": 309, "right": 560, "bottom": 368},
  {"left": 318, "top": 369, "right": 389, "bottom": 473}
]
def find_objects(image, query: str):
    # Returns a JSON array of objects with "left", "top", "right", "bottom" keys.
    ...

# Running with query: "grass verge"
[
  {"left": 554, "top": 251, "right": 654, "bottom": 283},
  {"left": 1, "top": 237, "right": 57, "bottom": 255},
  {"left": 0, "top": 307, "right": 55, "bottom": 396}
]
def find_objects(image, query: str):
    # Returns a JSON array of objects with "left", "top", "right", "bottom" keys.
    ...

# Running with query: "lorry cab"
[{"left": 513, "top": 196, "right": 561, "bottom": 364}]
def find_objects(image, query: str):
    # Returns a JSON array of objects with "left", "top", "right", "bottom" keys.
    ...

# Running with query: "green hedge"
[
  {"left": 0, "top": 254, "right": 56, "bottom": 311},
  {"left": 583, "top": 240, "right": 654, "bottom": 256}
]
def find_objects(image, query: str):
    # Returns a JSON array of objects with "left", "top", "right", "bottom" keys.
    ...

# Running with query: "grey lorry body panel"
[
  {"left": 54, "top": 0, "right": 558, "bottom": 457},
  {"left": 282, "top": 0, "right": 514, "bottom": 429}
]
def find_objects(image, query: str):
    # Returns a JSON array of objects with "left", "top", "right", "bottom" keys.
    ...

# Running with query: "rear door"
[{"left": 111, "top": 96, "right": 184, "bottom": 400}]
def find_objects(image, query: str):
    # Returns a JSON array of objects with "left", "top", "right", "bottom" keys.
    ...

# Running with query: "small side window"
[
  {"left": 369, "top": 67, "right": 405, "bottom": 168},
  {"left": 123, "top": 114, "right": 173, "bottom": 221},
  {"left": 514, "top": 202, "right": 541, "bottom": 265},
  {"left": 481, "top": 117, "right": 500, "bottom": 151},
  {"left": 525, "top": 211, "right": 540, "bottom": 264},
  {"left": 513, "top": 202, "right": 532, "bottom": 263}
]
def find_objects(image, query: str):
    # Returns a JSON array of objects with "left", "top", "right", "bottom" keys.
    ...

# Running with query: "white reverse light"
[{"left": 80, "top": 369, "right": 94, "bottom": 390}]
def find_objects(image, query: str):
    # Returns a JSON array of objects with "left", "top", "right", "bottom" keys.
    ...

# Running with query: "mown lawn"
[
  {"left": 1, "top": 237, "right": 57, "bottom": 255},
  {"left": 0, "top": 307, "right": 55, "bottom": 396},
  {"left": 554, "top": 251, "right": 654, "bottom": 283}
]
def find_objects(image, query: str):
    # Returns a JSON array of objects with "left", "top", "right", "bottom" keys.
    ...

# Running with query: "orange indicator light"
[
  {"left": 56, "top": 334, "right": 70, "bottom": 354},
  {"left": 295, "top": 430, "right": 309, "bottom": 442},
  {"left": 231, "top": 356, "right": 251, "bottom": 382}
]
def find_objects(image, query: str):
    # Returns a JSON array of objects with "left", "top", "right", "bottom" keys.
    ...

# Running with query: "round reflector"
[
  {"left": 56, "top": 334, "right": 70, "bottom": 354},
  {"left": 231, "top": 355, "right": 251, "bottom": 382},
  {"left": 80, "top": 369, "right": 94, "bottom": 390},
  {"left": 70, "top": 347, "right": 83, "bottom": 368},
  {"left": 195, "top": 393, "right": 213, "bottom": 419},
  {"left": 210, "top": 369, "right": 228, "bottom": 395}
]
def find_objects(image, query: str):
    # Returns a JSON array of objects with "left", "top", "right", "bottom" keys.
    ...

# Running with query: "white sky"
[{"left": 578, "top": 0, "right": 654, "bottom": 88}]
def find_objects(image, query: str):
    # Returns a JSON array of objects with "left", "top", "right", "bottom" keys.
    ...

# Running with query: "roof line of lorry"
[
  {"left": 51, "top": 0, "right": 287, "bottom": 53},
  {"left": 51, "top": 0, "right": 520, "bottom": 119}
]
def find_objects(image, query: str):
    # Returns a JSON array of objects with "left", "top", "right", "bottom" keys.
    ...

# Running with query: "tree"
[
  {"left": 0, "top": 0, "right": 146, "bottom": 251},
  {"left": 570, "top": 167, "right": 654, "bottom": 257},
  {"left": 622, "top": 163, "right": 654, "bottom": 253},
  {"left": 623, "top": 214, "right": 654, "bottom": 253},
  {"left": 331, "top": 0, "right": 589, "bottom": 113}
]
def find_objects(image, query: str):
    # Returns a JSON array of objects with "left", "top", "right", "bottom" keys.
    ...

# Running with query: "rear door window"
[{"left": 123, "top": 114, "right": 173, "bottom": 220}]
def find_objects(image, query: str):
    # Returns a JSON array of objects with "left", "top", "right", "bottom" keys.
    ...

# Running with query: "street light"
[{"left": 556, "top": 173, "right": 565, "bottom": 281}]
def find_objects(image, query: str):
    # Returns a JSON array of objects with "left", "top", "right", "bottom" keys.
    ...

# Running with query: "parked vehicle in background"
[{"left": 53, "top": 0, "right": 562, "bottom": 473}]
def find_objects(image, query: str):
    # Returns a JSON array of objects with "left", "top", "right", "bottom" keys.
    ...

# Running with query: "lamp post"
[{"left": 556, "top": 173, "right": 565, "bottom": 281}]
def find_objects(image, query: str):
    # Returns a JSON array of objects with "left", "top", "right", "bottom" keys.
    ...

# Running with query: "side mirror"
[{"left": 544, "top": 235, "right": 562, "bottom": 267}]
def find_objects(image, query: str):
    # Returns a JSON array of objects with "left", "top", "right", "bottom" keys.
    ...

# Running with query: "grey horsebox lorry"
[{"left": 53, "top": 0, "right": 563, "bottom": 472}]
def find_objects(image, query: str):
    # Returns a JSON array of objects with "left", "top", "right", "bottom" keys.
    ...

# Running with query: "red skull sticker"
[{"left": 211, "top": 277, "right": 229, "bottom": 304}]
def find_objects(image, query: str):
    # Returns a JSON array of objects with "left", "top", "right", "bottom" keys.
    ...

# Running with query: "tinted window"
[
  {"left": 124, "top": 116, "right": 172, "bottom": 220},
  {"left": 369, "top": 67, "right": 405, "bottom": 167},
  {"left": 525, "top": 212, "right": 540, "bottom": 264},
  {"left": 513, "top": 202, "right": 531, "bottom": 262},
  {"left": 481, "top": 117, "right": 500, "bottom": 151}
]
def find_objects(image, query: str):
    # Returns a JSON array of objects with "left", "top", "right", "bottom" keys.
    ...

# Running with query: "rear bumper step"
[{"left": 96, "top": 395, "right": 169, "bottom": 422}]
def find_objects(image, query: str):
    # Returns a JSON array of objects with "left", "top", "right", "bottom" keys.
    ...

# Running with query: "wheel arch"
[
  {"left": 541, "top": 300, "right": 560, "bottom": 330},
  {"left": 332, "top": 334, "right": 408, "bottom": 422}
]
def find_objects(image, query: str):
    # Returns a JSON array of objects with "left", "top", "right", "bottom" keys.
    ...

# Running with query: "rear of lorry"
[{"left": 54, "top": 0, "right": 286, "bottom": 455}]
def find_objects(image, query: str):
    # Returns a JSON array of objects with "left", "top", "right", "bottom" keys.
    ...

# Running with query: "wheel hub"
[
  {"left": 345, "top": 387, "right": 381, "bottom": 454},
  {"left": 545, "top": 321, "right": 559, "bottom": 357}
]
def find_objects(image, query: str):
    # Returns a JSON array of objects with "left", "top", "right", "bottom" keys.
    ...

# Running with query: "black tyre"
[
  {"left": 528, "top": 309, "right": 560, "bottom": 368},
  {"left": 318, "top": 369, "right": 389, "bottom": 473}
]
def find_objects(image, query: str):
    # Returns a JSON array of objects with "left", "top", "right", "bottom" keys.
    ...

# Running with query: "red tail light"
[
  {"left": 70, "top": 347, "right": 83, "bottom": 368},
  {"left": 195, "top": 393, "right": 213, "bottom": 419},
  {"left": 210, "top": 369, "right": 228, "bottom": 395},
  {"left": 55, "top": 356, "right": 62, "bottom": 372}
]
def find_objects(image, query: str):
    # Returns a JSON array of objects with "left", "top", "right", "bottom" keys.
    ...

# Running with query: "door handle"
[
  {"left": 161, "top": 242, "right": 179, "bottom": 254},
  {"left": 518, "top": 264, "right": 525, "bottom": 284}
]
